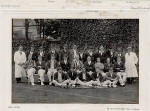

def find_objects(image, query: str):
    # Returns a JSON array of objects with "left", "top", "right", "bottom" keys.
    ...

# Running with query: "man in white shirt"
[
  {"left": 14, "top": 45, "right": 26, "bottom": 83},
  {"left": 47, "top": 54, "right": 58, "bottom": 85}
]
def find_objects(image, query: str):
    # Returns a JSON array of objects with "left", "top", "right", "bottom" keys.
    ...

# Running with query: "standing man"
[
  {"left": 125, "top": 46, "right": 138, "bottom": 84},
  {"left": 59, "top": 44, "right": 69, "bottom": 62},
  {"left": 69, "top": 44, "right": 79, "bottom": 64},
  {"left": 79, "top": 47, "right": 86, "bottom": 64},
  {"left": 94, "top": 45, "right": 106, "bottom": 63},
  {"left": 14, "top": 45, "right": 27, "bottom": 83}
]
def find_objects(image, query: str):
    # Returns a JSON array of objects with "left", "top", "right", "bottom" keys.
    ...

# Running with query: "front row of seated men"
[{"left": 26, "top": 54, "right": 126, "bottom": 88}]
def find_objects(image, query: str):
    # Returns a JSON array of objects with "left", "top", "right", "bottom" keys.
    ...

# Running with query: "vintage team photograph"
[{"left": 12, "top": 19, "right": 139, "bottom": 104}]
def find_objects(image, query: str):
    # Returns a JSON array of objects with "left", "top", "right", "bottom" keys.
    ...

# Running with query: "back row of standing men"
[{"left": 14, "top": 44, "right": 138, "bottom": 87}]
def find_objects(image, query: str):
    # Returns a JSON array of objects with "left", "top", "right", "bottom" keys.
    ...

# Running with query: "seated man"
[
  {"left": 27, "top": 63, "right": 36, "bottom": 86},
  {"left": 52, "top": 67, "right": 69, "bottom": 87},
  {"left": 105, "top": 66, "right": 119, "bottom": 88},
  {"left": 46, "top": 54, "right": 58, "bottom": 85},
  {"left": 114, "top": 57, "right": 127, "bottom": 86},
  {"left": 67, "top": 67, "right": 78, "bottom": 86},
  {"left": 76, "top": 67, "right": 95, "bottom": 87},
  {"left": 94, "top": 57, "right": 105, "bottom": 76},
  {"left": 104, "top": 57, "right": 114, "bottom": 72},
  {"left": 71, "top": 56, "right": 84, "bottom": 74},
  {"left": 84, "top": 56, "right": 95, "bottom": 76},
  {"left": 60, "top": 56, "right": 70, "bottom": 75},
  {"left": 36, "top": 55, "right": 46, "bottom": 86}
]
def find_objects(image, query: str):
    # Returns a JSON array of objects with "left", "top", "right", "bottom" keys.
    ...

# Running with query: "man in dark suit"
[
  {"left": 93, "top": 45, "right": 106, "bottom": 63},
  {"left": 46, "top": 48, "right": 59, "bottom": 62},
  {"left": 114, "top": 57, "right": 127, "bottom": 86},
  {"left": 60, "top": 56, "right": 70, "bottom": 74},
  {"left": 105, "top": 48, "right": 116, "bottom": 64},
  {"left": 85, "top": 47, "right": 94, "bottom": 62},
  {"left": 59, "top": 44, "right": 69, "bottom": 62},
  {"left": 52, "top": 67, "right": 69, "bottom": 87},
  {"left": 78, "top": 47, "right": 87, "bottom": 64},
  {"left": 26, "top": 46, "right": 38, "bottom": 63},
  {"left": 84, "top": 56, "right": 95, "bottom": 76},
  {"left": 105, "top": 66, "right": 119, "bottom": 87},
  {"left": 104, "top": 57, "right": 114, "bottom": 72}
]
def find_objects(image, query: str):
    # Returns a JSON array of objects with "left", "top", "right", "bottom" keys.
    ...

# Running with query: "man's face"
[
  {"left": 82, "top": 68, "right": 86, "bottom": 73},
  {"left": 110, "top": 49, "right": 114, "bottom": 52},
  {"left": 97, "top": 58, "right": 100, "bottom": 62},
  {"left": 64, "top": 57, "right": 67, "bottom": 61},
  {"left": 58, "top": 69, "right": 62, "bottom": 73},
  {"left": 127, "top": 48, "right": 132, "bottom": 53},
  {"left": 73, "top": 45, "right": 77, "bottom": 50},
  {"left": 109, "top": 68, "right": 113, "bottom": 74},
  {"left": 117, "top": 57, "right": 121, "bottom": 63},
  {"left": 96, "top": 68, "right": 100, "bottom": 73},
  {"left": 64, "top": 46, "right": 67, "bottom": 50},
  {"left": 70, "top": 68, "right": 73, "bottom": 72},
  {"left": 31, "top": 47, "right": 34, "bottom": 52},
  {"left": 75, "top": 56, "right": 79, "bottom": 61},
  {"left": 87, "top": 56, "right": 91, "bottom": 61},
  {"left": 51, "top": 56, "right": 55, "bottom": 60},
  {"left": 106, "top": 58, "right": 110, "bottom": 63},
  {"left": 19, "top": 46, "right": 23, "bottom": 51}
]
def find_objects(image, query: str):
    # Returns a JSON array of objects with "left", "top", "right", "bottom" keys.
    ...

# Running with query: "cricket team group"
[{"left": 14, "top": 44, "right": 138, "bottom": 88}]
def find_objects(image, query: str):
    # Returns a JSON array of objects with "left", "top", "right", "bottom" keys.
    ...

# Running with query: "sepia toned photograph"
[{"left": 12, "top": 19, "right": 139, "bottom": 104}]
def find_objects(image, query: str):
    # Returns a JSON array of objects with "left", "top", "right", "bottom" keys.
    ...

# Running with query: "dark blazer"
[
  {"left": 60, "top": 60, "right": 70, "bottom": 72},
  {"left": 36, "top": 61, "right": 46, "bottom": 70},
  {"left": 93, "top": 51, "right": 106, "bottom": 63},
  {"left": 84, "top": 61, "right": 95, "bottom": 72},
  {"left": 85, "top": 52, "right": 94, "bottom": 62},
  {"left": 67, "top": 70, "right": 77, "bottom": 80},
  {"left": 115, "top": 52, "right": 125, "bottom": 63},
  {"left": 59, "top": 49, "right": 69, "bottom": 61},
  {"left": 69, "top": 49, "right": 79, "bottom": 64},
  {"left": 114, "top": 62, "right": 125, "bottom": 72},
  {"left": 37, "top": 52, "right": 46, "bottom": 62},
  {"left": 104, "top": 63, "right": 114, "bottom": 72},
  {"left": 105, "top": 50, "right": 116, "bottom": 64},
  {"left": 91, "top": 72, "right": 104, "bottom": 82},
  {"left": 105, "top": 72, "right": 118, "bottom": 80},
  {"left": 26, "top": 51, "right": 38, "bottom": 62},
  {"left": 46, "top": 52, "right": 59, "bottom": 62},
  {"left": 79, "top": 52, "right": 87, "bottom": 63},
  {"left": 46, "top": 60, "right": 58, "bottom": 69}
]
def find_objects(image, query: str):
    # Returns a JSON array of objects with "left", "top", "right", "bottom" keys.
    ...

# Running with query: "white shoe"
[
  {"left": 31, "top": 83, "right": 35, "bottom": 86},
  {"left": 112, "top": 85, "right": 117, "bottom": 88},
  {"left": 41, "top": 82, "right": 44, "bottom": 86},
  {"left": 49, "top": 82, "right": 52, "bottom": 85}
]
